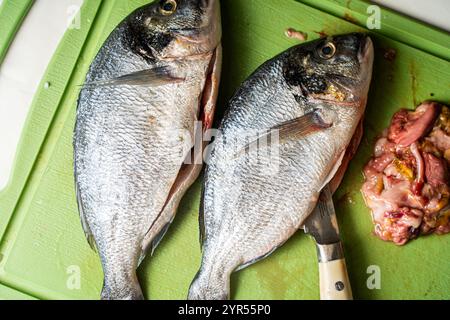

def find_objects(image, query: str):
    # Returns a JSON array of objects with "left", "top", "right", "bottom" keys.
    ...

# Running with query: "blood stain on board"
[
  {"left": 380, "top": 48, "right": 397, "bottom": 82},
  {"left": 344, "top": 12, "right": 358, "bottom": 23},
  {"left": 314, "top": 30, "right": 328, "bottom": 38},
  {"left": 409, "top": 61, "right": 419, "bottom": 106},
  {"left": 383, "top": 48, "right": 397, "bottom": 62}
]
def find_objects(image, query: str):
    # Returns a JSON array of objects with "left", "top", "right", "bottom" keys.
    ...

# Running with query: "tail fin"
[
  {"left": 188, "top": 268, "right": 230, "bottom": 300},
  {"left": 101, "top": 273, "right": 144, "bottom": 300}
]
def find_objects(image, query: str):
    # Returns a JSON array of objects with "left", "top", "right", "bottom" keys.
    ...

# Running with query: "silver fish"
[
  {"left": 188, "top": 33, "right": 374, "bottom": 300},
  {"left": 74, "top": 0, "right": 222, "bottom": 300}
]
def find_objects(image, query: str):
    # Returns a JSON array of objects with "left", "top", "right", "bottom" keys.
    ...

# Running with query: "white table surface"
[
  {"left": 0, "top": 0, "right": 83, "bottom": 190},
  {"left": 373, "top": 0, "right": 450, "bottom": 32},
  {"left": 0, "top": 0, "right": 448, "bottom": 189}
]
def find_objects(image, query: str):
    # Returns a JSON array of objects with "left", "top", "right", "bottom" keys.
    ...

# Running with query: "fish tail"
[
  {"left": 101, "top": 272, "right": 144, "bottom": 300},
  {"left": 188, "top": 266, "right": 230, "bottom": 300}
]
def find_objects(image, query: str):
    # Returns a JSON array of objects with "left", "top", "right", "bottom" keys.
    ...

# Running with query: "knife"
[{"left": 302, "top": 184, "right": 353, "bottom": 300}]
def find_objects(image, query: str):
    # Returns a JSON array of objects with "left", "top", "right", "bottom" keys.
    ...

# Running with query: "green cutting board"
[{"left": 0, "top": 0, "right": 449, "bottom": 300}]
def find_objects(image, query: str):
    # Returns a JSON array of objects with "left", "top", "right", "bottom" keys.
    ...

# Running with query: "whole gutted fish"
[
  {"left": 189, "top": 33, "right": 374, "bottom": 299},
  {"left": 74, "top": 0, "right": 221, "bottom": 300}
]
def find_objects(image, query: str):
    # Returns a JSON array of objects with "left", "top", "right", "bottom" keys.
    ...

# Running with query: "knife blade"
[
  {"left": 303, "top": 184, "right": 340, "bottom": 245},
  {"left": 302, "top": 184, "right": 353, "bottom": 300}
]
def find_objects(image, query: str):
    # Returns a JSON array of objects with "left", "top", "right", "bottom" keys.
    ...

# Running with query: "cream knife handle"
[
  {"left": 317, "top": 243, "right": 353, "bottom": 300},
  {"left": 319, "top": 258, "right": 352, "bottom": 300}
]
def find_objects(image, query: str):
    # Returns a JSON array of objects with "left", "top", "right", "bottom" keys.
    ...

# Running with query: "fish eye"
[
  {"left": 318, "top": 42, "right": 336, "bottom": 59},
  {"left": 160, "top": 0, "right": 177, "bottom": 16}
]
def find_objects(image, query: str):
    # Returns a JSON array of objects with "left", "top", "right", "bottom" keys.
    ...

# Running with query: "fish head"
[
  {"left": 129, "top": 0, "right": 222, "bottom": 60},
  {"left": 284, "top": 33, "right": 374, "bottom": 110}
]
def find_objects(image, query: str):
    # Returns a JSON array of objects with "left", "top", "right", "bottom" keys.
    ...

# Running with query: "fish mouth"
[
  {"left": 165, "top": 0, "right": 221, "bottom": 56},
  {"left": 358, "top": 35, "right": 374, "bottom": 63},
  {"left": 355, "top": 35, "right": 374, "bottom": 103}
]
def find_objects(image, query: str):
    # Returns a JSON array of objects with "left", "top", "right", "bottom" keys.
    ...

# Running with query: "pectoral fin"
[
  {"left": 82, "top": 66, "right": 184, "bottom": 88},
  {"left": 237, "top": 111, "right": 332, "bottom": 157},
  {"left": 274, "top": 111, "right": 332, "bottom": 142}
]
